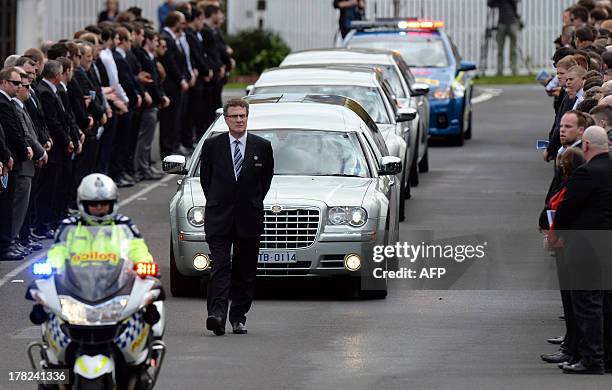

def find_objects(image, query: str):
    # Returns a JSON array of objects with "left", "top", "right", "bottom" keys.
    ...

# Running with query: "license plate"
[{"left": 258, "top": 251, "right": 297, "bottom": 263}]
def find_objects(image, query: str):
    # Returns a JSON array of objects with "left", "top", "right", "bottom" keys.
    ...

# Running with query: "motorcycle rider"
[{"left": 46, "top": 173, "right": 153, "bottom": 271}]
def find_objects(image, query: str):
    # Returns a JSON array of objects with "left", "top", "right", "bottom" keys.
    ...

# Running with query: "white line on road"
[
  {"left": 472, "top": 88, "right": 503, "bottom": 104},
  {"left": 0, "top": 174, "right": 175, "bottom": 289}
]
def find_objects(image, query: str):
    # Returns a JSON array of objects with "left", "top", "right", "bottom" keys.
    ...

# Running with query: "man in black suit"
[
  {"left": 555, "top": 126, "right": 612, "bottom": 375},
  {"left": 159, "top": 11, "right": 190, "bottom": 158},
  {"left": 36, "top": 60, "right": 74, "bottom": 235},
  {"left": 200, "top": 98, "right": 274, "bottom": 336},
  {"left": 0, "top": 67, "right": 33, "bottom": 260}
]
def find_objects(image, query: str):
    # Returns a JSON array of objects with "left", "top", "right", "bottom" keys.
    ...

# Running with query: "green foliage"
[{"left": 227, "top": 29, "right": 291, "bottom": 75}]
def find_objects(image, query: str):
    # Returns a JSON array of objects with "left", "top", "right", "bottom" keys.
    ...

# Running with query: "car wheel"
[
  {"left": 464, "top": 108, "right": 473, "bottom": 140},
  {"left": 353, "top": 276, "right": 388, "bottom": 299},
  {"left": 450, "top": 128, "right": 465, "bottom": 146},
  {"left": 170, "top": 239, "right": 201, "bottom": 297},
  {"left": 409, "top": 138, "right": 419, "bottom": 187},
  {"left": 399, "top": 172, "right": 406, "bottom": 222},
  {"left": 418, "top": 147, "right": 429, "bottom": 173}
]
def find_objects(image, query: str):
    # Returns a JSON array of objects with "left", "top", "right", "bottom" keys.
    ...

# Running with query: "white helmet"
[{"left": 76, "top": 173, "right": 118, "bottom": 225}]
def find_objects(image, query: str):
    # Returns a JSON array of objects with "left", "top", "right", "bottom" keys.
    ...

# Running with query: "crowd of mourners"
[
  {"left": 0, "top": 0, "right": 233, "bottom": 261},
  {"left": 539, "top": 0, "right": 612, "bottom": 375}
]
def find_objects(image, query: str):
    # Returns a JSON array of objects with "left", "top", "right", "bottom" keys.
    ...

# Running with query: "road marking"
[
  {"left": 472, "top": 88, "right": 503, "bottom": 105},
  {"left": 0, "top": 174, "right": 175, "bottom": 289}
]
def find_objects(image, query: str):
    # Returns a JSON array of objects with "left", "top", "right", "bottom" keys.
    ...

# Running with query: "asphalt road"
[{"left": 1, "top": 85, "right": 609, "bottom": 389}]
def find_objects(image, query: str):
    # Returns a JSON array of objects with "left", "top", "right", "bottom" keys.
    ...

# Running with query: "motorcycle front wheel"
[{"left": 74, "top": 373, "right": 114, "bottom": 390}]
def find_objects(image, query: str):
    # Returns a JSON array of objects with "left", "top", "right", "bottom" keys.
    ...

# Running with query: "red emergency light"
[{"left": 135, "top": 262, "right": 159, "bottom": 278}]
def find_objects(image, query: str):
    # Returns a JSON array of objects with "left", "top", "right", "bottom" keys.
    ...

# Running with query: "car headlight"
[
  {"left": 328, "top": 207, "right": 368, "bottom": 227},
  {"left": 59, "top": 295, "right": 129, "bottom": 325},
  {"left": 187, "top": 207, "right": 205, "bottom": 227},
  {"left": 433, "top": 87, "right": 453, "bottom": 100}
]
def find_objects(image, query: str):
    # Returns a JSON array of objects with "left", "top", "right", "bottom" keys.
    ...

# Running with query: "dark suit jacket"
[
  {"left": 0, "top": 123, "right": 11, "bottom": 165},
  {"left": 133, "top": 47, "right": 166, "bottom": 105},
  {"left": 25, "top": 90, "right": 50, "bottom": 145},
  {"left": 0, "top": 91, "right": 29, "bottom": 170},
  {"left": 113, "top": 50, "right": 141, "bottom": 109},
  {"left": 159, "top": 29, "right": 189, "bottom": 91},
  {"left": 36, "top": 80, "right": 71, "bottom": 162},
  {"left": 13, "top": 101, "right": 44, "bottom": 177},
  {"left": 67, "top": 78, "right": 91, "bottom": 132},
  {"left": 200, "top": 132, "right": 274, "bottom": 237},
  {"left": 73, "top": 66, "right": 105, "bottom": 122},
  {"left": 555, "top": 153, "right": 612, "bottom": 230},
  {"left": 547, "top": 94, "right": 576, "bottom": 160},
  {"left": 57, "top": 85, "right": 81, "bottom": 146}
]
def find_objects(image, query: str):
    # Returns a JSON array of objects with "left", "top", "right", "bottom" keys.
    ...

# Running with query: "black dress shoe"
[
  {"left": 148, "top": 165, "right": 163, "bottom": 175},
  {"left": 0, "top": 249, "right": 25, "bottom": 261},
  {"left": 232, "top": 322, "right": 248, "bottom": 334},
  {"left": 12, "top": 243, "right": 30, "bottom": 256},
  {"left": 32, "top": 229, "right": 54, "bottom": 240},
  {"left": 141, "top": 169, "right": 163, "bottom": 181},
  {"left": 562, "top": 360, "right": 604, "bottom": 374},
  {"left": 547, "top": 335, "right": 565, "bottom": 345},
  {"left": 541, "top": 350, "right": 571, "bottom": 363},
  {"left": 206, "top": 316, "right": 225, "bottom": 336}
]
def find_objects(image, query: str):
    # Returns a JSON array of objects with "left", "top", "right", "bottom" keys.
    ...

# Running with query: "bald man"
[{"left": 554, "top": 126, "right": 612, "bottom": 375}]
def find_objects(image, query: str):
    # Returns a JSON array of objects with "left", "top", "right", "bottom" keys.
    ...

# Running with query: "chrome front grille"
[{"left": 261, "top": 207, "right": 320, "bottom": 249}]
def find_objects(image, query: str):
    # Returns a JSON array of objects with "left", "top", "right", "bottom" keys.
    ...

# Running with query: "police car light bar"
[{"left": 351, "top": 18, "right": 444, "bottom": 31}]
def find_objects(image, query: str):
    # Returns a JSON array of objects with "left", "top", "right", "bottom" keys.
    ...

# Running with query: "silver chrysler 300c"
[{"left": 164, "top": 95, "right": 401, "bottom": 298}]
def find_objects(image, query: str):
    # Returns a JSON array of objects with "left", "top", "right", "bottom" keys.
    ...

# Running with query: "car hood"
[
  {"left": 411, "top": 67, "right": 454, "bottom": 92},
  {"left": 187, "top": 176, "right": 372, "bottom": 207}
]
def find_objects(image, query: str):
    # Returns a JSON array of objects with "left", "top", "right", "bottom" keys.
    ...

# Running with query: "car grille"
[{"left": 261, "top": 207, "right": 320, "bottom": 249}]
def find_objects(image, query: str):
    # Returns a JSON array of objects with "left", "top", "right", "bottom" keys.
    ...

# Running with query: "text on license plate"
[{"left": 258, "top": 251, "right": 297, "bottom": 263}]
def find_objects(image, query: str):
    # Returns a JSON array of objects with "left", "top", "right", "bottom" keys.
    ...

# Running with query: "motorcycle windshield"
[{"left": 54, "top": 224, "right": 136, "bottom": 302}]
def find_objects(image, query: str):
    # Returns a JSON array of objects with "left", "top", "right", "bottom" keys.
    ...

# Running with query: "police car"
[{"left": 342, "top": 18, "right": 477, "bottom": 146}]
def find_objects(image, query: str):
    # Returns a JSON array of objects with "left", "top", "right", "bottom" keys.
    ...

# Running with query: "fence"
[{"left": 17, "top": 0, "right": 575, "bottom": 74}]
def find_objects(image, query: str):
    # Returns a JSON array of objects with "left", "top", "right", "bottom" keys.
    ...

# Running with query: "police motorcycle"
[{"left": 25, "top": 174, "right": 166, "bottom": 389}]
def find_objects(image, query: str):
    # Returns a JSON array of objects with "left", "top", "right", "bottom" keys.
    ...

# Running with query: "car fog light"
[
  {"left": 193, "top": 254, "right": 210, "bottom": 270},
  {"left": 344, "top": 254, "right": 361, "bottom": 271}
]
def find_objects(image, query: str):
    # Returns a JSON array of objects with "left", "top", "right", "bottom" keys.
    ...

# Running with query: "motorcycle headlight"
[
  {"left": 187, "top": 207, "right": 205, "bottom": 227},
  {"left": 433, "top": 87, "right": 453, "bottom": 100},
  {"left": 59, "top": 295, "right": 129, "bottom": 326},
  {"left": 328, "top": 207, "right": 368, "bottom": 227}
]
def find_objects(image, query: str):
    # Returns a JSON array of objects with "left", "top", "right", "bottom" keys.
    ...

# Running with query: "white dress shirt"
[{"left": 99, "top": 47, "right": 129, "bottom": 103}]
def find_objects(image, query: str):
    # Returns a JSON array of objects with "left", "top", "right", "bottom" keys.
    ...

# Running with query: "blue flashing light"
[{"left": 32, "top": 262, "right": 53, "bottom": 276}]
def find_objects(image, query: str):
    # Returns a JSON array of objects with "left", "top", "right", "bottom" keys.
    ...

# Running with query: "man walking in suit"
[
  {"left": 554, "top": 126, "right": 612, "bottom": 374},
  {"left": 200, "top": 98, "right": 274, "bottom": 336}
]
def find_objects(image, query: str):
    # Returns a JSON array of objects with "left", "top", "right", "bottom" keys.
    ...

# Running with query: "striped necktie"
[{"left": 233, "top": 140, "right": 243, "bottom": 179}]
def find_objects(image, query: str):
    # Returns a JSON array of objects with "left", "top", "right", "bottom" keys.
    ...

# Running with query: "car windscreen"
[
  {"left": 379, "top": 65, "right": 406, "bottom": 98},
  {"left": 252, "top": 85, "right": 392, "bottom": 124},
  {"left": 199, "top": 130, "right": 371, "bottom": 178},
  {"left": 348, "top": 34, "right": 450, "bottom": 68}
]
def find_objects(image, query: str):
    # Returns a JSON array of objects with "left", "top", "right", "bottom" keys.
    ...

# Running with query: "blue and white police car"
[{"left": 342, "top": 19, "right": 477, "bottom": 145}]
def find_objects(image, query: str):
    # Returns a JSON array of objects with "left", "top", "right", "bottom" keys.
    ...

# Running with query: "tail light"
[{"left": 135, "top": 262, "right": 159, "bottom": 278}]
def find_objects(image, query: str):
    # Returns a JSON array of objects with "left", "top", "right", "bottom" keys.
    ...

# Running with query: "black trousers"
[
  {"left": 206, "top": 225, "right": 260, "bottom": 325},
  {"left": 555, "top": 250, "right": 579, "bottom": 355},
  {"left": 159, "top": 84, "right": 183, "bottom": 158},
  {"left": 0, "top": 171, "right": 17, "bottom": 249},
  {"left": 110, "top": 111, "right": 133, "bottom": 177},
  {"left": 97, "top": 115, "right": 118, "bottom": 174},
  {"left": 20, "top": 168, "right": 43, "bottom": 240},
  {"left": 37, "top": 161, "right": 63, "bottom": 230},
  {"left": 571, "top": 290, "right": 612, "bottom": 366}
]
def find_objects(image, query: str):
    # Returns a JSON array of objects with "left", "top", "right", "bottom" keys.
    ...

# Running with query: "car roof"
[
  {"left": 281, "top": 48, "right": 397, "bottom": 66},
  {"left": 254, "top": 65, "right": 384, "bottom": 88},
  {"left": 209, "top": 95, "right": 375, "bottom": 133}
]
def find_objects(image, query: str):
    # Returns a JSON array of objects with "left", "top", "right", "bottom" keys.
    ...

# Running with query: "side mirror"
[
  {"left": 458, "top": 61, "right": 477, "bottom": 73},
  {"left": 378, "top": 156, "right": 402, "bottom": 176},
  {"left": 411, "top": 83, "right": 430, "bottom": 97},
  {"left": 396, "top": 107, "right": 417, "bottom": 123},
  {"left": 215, "top": 107, "right": 224, "bottom": 117},
  {"left": 162, "top": 155, "right": 187, "bottom": 175},
  {"left": 245, "top": 85, "right": 254, "bottom": 95}
]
